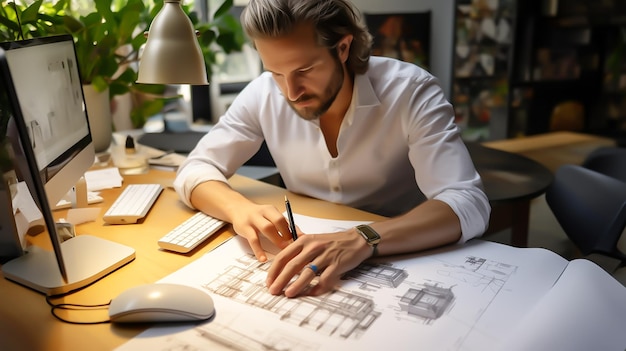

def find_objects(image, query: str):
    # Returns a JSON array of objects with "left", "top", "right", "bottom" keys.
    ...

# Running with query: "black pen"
[{"left": 285, "top": 195, "right": 298, "bottom": 241}]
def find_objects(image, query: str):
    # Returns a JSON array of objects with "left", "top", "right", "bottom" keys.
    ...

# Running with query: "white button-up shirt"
[{"left": 174, "top": 57, "right": 490, "bottom": 243}]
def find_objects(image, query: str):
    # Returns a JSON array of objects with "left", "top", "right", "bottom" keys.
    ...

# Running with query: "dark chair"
[
  {"left": 545, "top": 164, "right": 626, "bottom": 264},
  {"left": 581, "top": 146, "right": 626, "bottom": 182}
]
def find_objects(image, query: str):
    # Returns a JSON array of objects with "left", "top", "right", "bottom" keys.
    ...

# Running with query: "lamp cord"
[{"left": 11, "top": 2, "right": 25, "bottom": 40}]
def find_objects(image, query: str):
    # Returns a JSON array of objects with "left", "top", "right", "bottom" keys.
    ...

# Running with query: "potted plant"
[
  {"left": 0, "top": 0, "right": 244, "bottom": 145},
  {"left": 66, "top": 0, "right": 167, "bottom": 151}
]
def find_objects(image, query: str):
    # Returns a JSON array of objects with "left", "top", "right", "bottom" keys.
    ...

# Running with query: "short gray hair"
[{"left": 241, "top": 0, "right": 372, "bottom": 74}]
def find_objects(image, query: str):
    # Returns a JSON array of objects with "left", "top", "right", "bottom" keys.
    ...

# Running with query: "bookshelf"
[
  {"left": 509, "top": 0, "right": 626, "bottom": 138},
  {"left": 452, "top": 0, "right": 626, "bottom": 141}
]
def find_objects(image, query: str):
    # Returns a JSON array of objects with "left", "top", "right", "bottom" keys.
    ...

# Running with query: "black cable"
[
  {"left": 45, "top": 295, "right": 113, "bottom": 325},
  {"left": 11, "top": 2, "right": 25, "bottom": 40}
]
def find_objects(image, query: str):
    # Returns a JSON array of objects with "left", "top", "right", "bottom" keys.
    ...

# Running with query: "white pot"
[{"left": 82, "top": 84, "right": 112, "bottom": 153}]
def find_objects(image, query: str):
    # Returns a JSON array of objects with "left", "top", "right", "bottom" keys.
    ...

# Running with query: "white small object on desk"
[{"left": 103, "top": 183, "right": 163, "bottom": 224}]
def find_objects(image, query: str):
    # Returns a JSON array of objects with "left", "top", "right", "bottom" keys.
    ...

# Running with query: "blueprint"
[{"left": 115, "top": 214, "right": 626, "bottom": 351}]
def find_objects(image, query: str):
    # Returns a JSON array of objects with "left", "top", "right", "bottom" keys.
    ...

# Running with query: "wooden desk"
[
  {"left": 483, "top": 131, "right": 616, "bottom": 173},
  {"left": 0, "top": 169, "right": 382, "bottom": 351}
]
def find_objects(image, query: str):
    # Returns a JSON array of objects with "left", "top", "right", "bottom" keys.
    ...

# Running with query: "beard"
[{"left": 287, "top": 58, "right": 345, "bottom": 121}]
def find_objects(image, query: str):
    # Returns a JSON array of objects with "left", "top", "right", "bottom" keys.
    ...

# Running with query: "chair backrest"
[
  {"left": 546, "top": 165, "right": 626, "bottom": 261},
  {"left": 582, "top": 147, "right": 626, "bottom": 182},
  {"left": 549, "top": 100, "right": 584, "bottom": 132}
]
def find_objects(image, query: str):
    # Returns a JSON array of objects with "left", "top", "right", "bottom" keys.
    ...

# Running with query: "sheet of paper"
[
  {"left": 499, "top": 258, "right": 626, "bottom": 351},
  {"left": 12, "top": 181, "right": 43, "bottom": 244},
  {"left": 65, "top": 207, "right": 102, "bottom": 225},
  {"left": 84, "top": 167, "right": 123, "bottom": 191},
  {"left": 291, "top": 213, "right": 370, "bottom": 233},
  {"left": 12, "top": 181, "right": 42, "bottom": 220},
  {"left": 115, "top": 215, "right": 591, "bottom": 351},
  {"left": 147, "top": 152, "right": 187, "bottom": 169}
]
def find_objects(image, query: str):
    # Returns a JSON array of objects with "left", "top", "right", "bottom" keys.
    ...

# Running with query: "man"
[{"left": 174, "top": 0, "right": 490, "bottom": 298}]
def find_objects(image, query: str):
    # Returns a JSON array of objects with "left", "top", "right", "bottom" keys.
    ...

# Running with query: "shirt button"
[{"left": 332, "top": 186, "right": 340, "bottom": 192}]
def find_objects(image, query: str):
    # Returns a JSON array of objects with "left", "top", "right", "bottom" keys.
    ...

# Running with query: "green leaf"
[
  {"left": 133, "top": 83, "right": 167, "bottom": 95},
  {"left": 21, "top": 0, "right": 43, "bottom": 23},
  {"left": 94, "top": 0, "right": 115, "bottom": 23},
  {"left": 62, "top": 15, "right": 83, "bottom": 33},
  {"left": 199, "top": 28, "right": 217, "bottom": 46},
  {"left": 98, "top": 55, "right": 119, "bottom": 78},
  {"left": 116, "top": 67, "right": 138, "bottom": 84},
  {"left": 189, "top": 11, "right": 201, "bottom": 25},
  {"left": 82, "top": 12, "right": 102, "bottom": 28},
  {"left": 130, "top": 31, "right": 148, "bottom": 52},
  {"left": 0, "top": 15, "right": 20, "bottom": 32},
  {"left": 130, "top": 99, "right": 165, "bottom": 128},
  {"left": 118, "top": 11, "right": 141, "bottom": 42},
  {"left": 109, "top": 81, "right": 130, "bottom": 96},
  {"left": 53, "top": 0, "right": 68, "bottom": 12},
  {"left": 39, "top": 13, "right": 66, "bottom": 26},
  {"left": 91, "top": 76, "right": 108, "bottom": 92},
  {"left": 217, "top": 32, "right": 239, "bottom": 53},
  {"left": 214, "top": 0, "right": 234, "bottom": 19}
]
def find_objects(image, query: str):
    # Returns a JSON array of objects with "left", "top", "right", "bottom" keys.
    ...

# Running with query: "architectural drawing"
[
  {"left": 436, "top": 255, "right": 517, "bottom": 293},
  {"left": 342, "top": 262, "right": 408, "bottom": 289},
  {"left": 398, "top": 283, "right": 455, "bottom": 322},
  {"left": 198, "top": 249, "right": 518, "bottom": 341},
  {"left": 203, "top": 254, "right": 380, "bottom": 340},
  {"left": 195, "top": 323, "right": 319, "bottom": 351},
  {"left": 343, "top": 262, "right": 455, "bottom": 323},
  {"left": 116, "top": 237, "right": 539, "bottom": 351}
]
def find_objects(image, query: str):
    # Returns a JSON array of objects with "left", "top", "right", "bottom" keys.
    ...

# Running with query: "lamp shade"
[{"left": 137, "top": 0, "right": 208, "bottom": 85}]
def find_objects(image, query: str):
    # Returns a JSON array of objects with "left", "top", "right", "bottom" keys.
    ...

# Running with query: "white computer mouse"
[{"left": 108, "top": 283, "right": 215, "bottom": 323}]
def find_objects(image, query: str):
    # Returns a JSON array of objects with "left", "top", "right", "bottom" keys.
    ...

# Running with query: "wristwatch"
[{"left": 355, "top": 225, "right": 381, "bottom": 257}]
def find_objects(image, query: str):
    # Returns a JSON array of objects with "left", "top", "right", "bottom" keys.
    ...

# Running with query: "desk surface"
[
  {"left": 483, "top": 131, "right": 616, "bottom": 173},
  {"left": 0, "top": 170, "right": 383, "bottom": 351}
]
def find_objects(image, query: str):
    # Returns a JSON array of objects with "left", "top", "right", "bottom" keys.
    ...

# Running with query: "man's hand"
[
  {"left": 190, "top": 181, "right": 294, "bottom": 262},
  {"left": 265, "top": 228, "right": 372, "bottom": 298},
  {"left": 229, "top": 202, "right": 293, "bottom": 262}
]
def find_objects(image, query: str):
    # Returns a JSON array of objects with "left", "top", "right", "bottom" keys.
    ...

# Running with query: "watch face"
[{"left": 357, "top": 225, "right": 381, "bottom": 245}]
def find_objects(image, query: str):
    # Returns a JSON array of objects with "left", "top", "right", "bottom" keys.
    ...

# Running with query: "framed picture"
[{"left": 365, "top": 12, "right": 431, "bottom": 70}]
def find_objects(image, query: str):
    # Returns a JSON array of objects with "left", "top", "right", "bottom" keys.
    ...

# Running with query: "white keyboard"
[
  {"left": 103, "top": 184, "right": 163, "bottom": 224},
  {"left": 158, "top": 212, "right": 226, "bottom": 253}
]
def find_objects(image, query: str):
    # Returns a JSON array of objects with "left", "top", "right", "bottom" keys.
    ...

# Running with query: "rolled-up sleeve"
[{"left": 405, "top": 76, "right": 491, "bottom": 243}]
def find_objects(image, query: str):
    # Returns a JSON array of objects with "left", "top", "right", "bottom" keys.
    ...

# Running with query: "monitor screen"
[
  {"left": 0, "top": 37, "right": 135, "bottom": 295},
  {"left": 0, "top": 42, "right": 69, "bottom": 278},
  {"left": 0, "top": 35, "right": 94, "bottom": 207}
]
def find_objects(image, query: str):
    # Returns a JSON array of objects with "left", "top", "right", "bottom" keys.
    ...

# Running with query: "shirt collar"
[
  {"left": 307, "top": 71, "right": 381, "bottom": 127},
  {"left": 344, "top": 73, "right": 381, "bottom": 125}
]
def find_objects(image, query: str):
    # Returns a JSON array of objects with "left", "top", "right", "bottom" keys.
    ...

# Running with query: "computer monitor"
[
  {"left": 0, "top": 35, "right": 94, "bottom": 208},
  {"left": 0, "top": 36, "right": 135, "bottom": 296}
]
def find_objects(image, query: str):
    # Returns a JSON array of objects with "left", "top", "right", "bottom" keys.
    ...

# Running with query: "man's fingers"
[
  {"left": 238, "top": 226, "right": 268, "bottom": 262},
  {"left": 250, "top": 240, "right": 267, "bottom": 262}
]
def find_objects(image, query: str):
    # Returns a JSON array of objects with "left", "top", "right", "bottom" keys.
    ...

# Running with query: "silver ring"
[{"left": 306, "top": 263, "right": 319, "bottom": 275}]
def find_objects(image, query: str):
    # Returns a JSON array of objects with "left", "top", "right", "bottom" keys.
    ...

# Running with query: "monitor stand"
[{"left": 1, "top": 235, "right": 135, "bottom": 296}]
